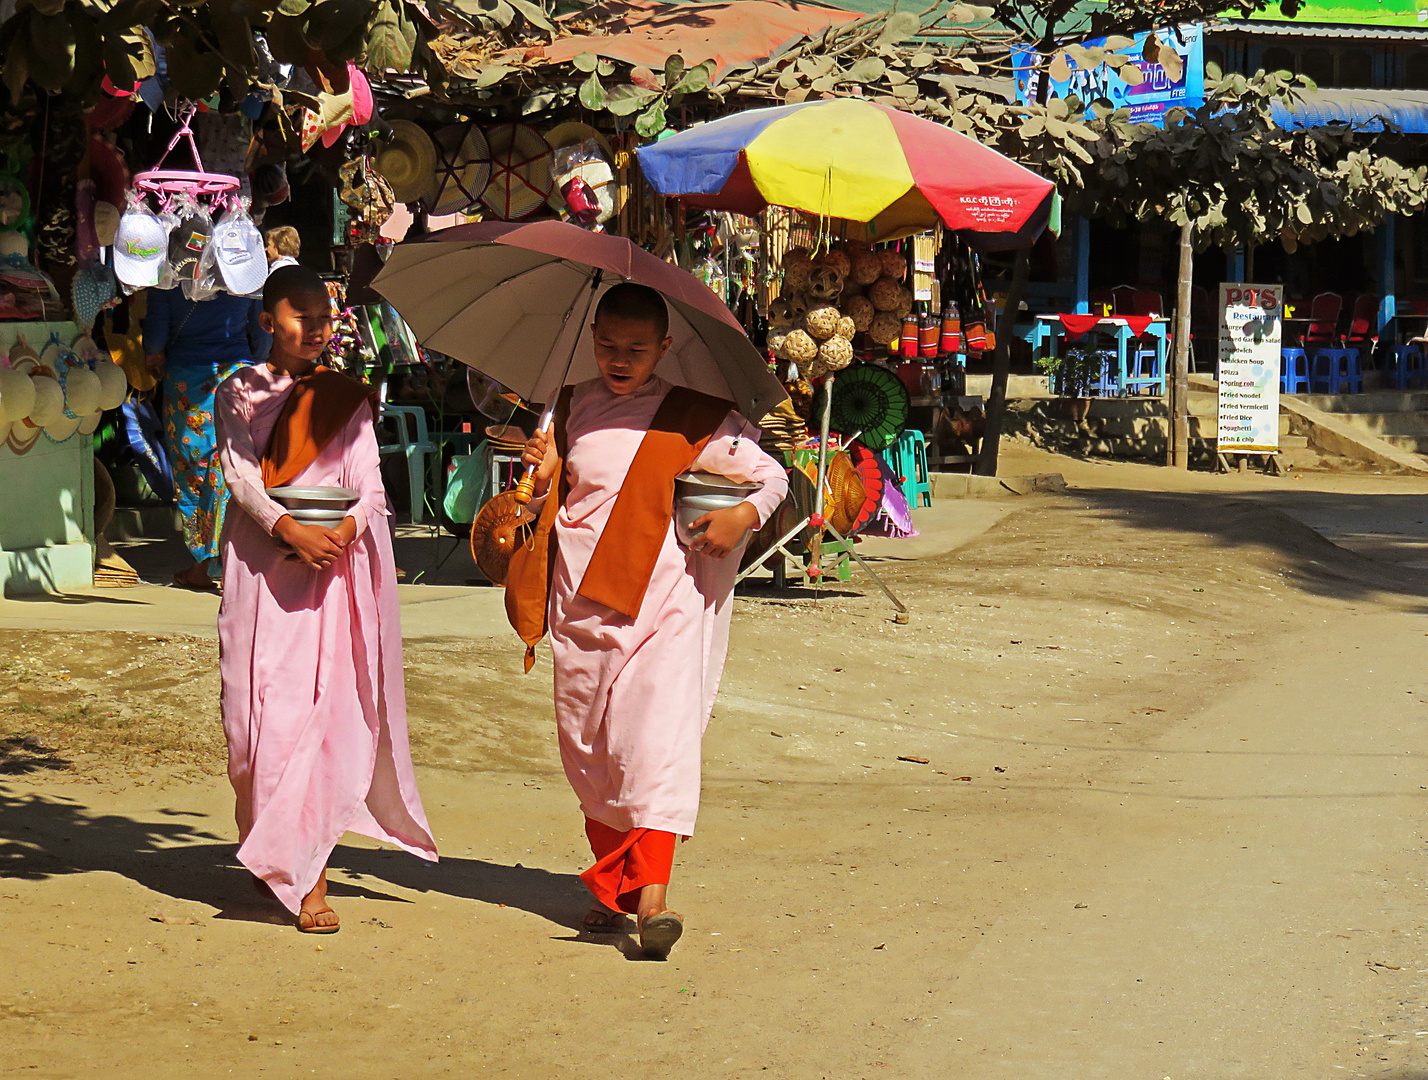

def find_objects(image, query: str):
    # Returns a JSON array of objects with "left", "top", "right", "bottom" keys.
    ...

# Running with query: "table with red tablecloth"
[{"left": 1035, "top": 313, "right": 1169, "bottom": 395}]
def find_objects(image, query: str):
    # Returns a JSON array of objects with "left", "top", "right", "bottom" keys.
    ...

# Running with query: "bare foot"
[
  {"left": 297, "top": 867, "right": 339, "bottom": 934},
  {"left": 581, "top": 906, "right": 626, "bottom": 933}
]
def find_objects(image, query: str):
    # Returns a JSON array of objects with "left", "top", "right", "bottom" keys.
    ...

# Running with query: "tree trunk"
[
  {"left": 976, "top": 248, "right": 1030, "bottom": 476},
  {"left": 1168, "top": 220, "right": 1194, "bottom": 469}
]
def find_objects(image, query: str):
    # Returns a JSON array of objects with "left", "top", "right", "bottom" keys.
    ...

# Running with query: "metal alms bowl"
[
  {"left": 266, "top": 485, "right": 360, "bottom": 511},
  {"left": 675, "top": 471, "right": 761, "bottom": 501},
  {"left": 675, "top": 491, "right": 753, "bottom": 548}
]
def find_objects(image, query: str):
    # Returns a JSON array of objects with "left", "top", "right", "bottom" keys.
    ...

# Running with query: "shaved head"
[{"left": 263, "top": 263, "right": 328, "bottom": 314}]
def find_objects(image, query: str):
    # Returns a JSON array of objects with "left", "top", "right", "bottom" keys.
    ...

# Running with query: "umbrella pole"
[
  {"left": 807, "top": 372, "right": 835, "bottom": 591},
  {"left": 512, "top": 270, "right": 603, "bottom": 505}
]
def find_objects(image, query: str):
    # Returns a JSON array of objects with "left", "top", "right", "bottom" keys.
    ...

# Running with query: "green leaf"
[
  {"left": 264, "top": 13, "right": 312, "bottom": 63},
  {"left": 597, "top": 59, "right": 613, "bottom": 76},
  {"left": 305, "top": 0, "right": 376, "bottom": 52},
  {"left": 672, "top": 60, "right": 711, "bottom": 95},
  {"left": 211, "top": 10, "right": 257, "bottom": 75},
  {"left": 27, "top": 9, "right": 75, "bottom": 92},
  {"left": 63, "top": 4, "right": 102, "bottom": 97},
  {"left": 876, "top": 9, "right": 920, "bottom": 45},
  {"left": 4, "top": 15, "right": 31, "bottom": 104},
  {"left": 507, "top": 0, "right": 553, "bottom": 31},
  {"left": 277, "top": 0, "right": 311, "bottom": 14},
  {"left": 634, "top": 97, "right": 666, "bottom": 137},
  {"left": 578, "top": 70, "right": 606, "bottom": 110},
  {"left": 366, "top": 0, "right": 415, "bottom": 72},
  {"left": 605, "top": 83, "right": 657, "bottom": 115},
  {"left": 847, "top": 57, "right": 885, "bottom": 83},
  {"left": 663, "top": 53, "right": 684, "bottom": 87},
  {"left": 572, "top": 51, "right": 598, "bottom": 72},
  {"left": 476, "top": 62, "right": 512, "bottom": 87},
  {"left": 796, "top": 54, "right": 833, "bottom": 79}
]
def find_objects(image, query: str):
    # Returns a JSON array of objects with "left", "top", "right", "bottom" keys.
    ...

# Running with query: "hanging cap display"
[
  {"left": 167, "top": 213, "right": 213, "bottom": 283},
  {"left": 212, "top": 212, "right": 267, "bottom": 296},
  {"left": 480, "top": 124, "right": 553, "bottom": 221},
  {"left": 373, "top": 120, "right": 438, "bottom": 205},
  {"left": 113, "top": 209, "right": 168, "bottom": 287}
]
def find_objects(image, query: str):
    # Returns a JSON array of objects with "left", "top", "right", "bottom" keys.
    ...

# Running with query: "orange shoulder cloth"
[
  {"left": 504, "top": 383, "right": 732, "bottom": 673},
  {"left": 260, "top": 368, "right": 380, "bottom": 490}
]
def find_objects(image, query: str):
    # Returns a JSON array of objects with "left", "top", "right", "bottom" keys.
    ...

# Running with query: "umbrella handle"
[{"left": 511, "top": 404, "right": 557, "bottom": 505}]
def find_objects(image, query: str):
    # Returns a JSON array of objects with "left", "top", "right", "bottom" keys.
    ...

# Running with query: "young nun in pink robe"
[
  {"left": 216, "top": 266, "right": 436, "bottom": 932},
  {"left": 521, "top": 283, "right": 788, "bottom": 958}
]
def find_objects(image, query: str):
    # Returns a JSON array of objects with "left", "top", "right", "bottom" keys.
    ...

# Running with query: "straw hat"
[
  {"left": 374, "top": 120, "right": 439, "bottom": 205},
  {"left": 427, "top": 125, "right": 491, "bottom": 216},
  {"left": 93, "top": 200, "right": 121, "bottom": 246},
  {"left": 544, "top": 121, "right": 614, "bottom": 162},
  {"left": 480, "top": 123, "right": 553, "bottom": 221}
]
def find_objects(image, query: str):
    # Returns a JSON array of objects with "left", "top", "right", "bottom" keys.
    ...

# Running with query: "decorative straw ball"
[
  {"left": 0, "top": 367, "right": 36, "bottom": 422},
  {"left": 836, "top": 315, "right": 858, "bottom": 341},
  {"left": 869, "top": 312, "right": 902, "bottom": 346},
  {"left": 94, "top": 361, "right": 128, "bottom": 410},
  {"left": 782, "top": 248, "right": 814, "bottom": 293},
  {"left": 819, "top": 334, "right": 854, "bottom": 370},
  {"left": 877, "top": 248, "right": 907, "bottom": 280},
  {"left": 806, "top": 264, "right": 844, "bottom": 302},
  {"left": 803, "top": 356, "right": 830, "bottom": 380},
  {"left": 804, "top": 304, "right": 841, "bottom": 341},
  {"left": 849, "top": 248, "right": 882, "bottom": 286},
  {"left": 768, "top": 297, "right": 796, "bottom": 328},
  {"left": 786, "top": 292, "right": 809, "bottom": 323},
  {"left": 841, "top": 294, "right": 875, "bottom": 332},
  {"left": 817, "top": 248, "right": 852, "bottom": 279},
  {"left": 782, "top": 329, "right": 818, "bottom": 363},
  {"left": 767, "top": 331, "right": 789, "bottom": 358},
  {"left": 869, "top": 276, "right": 903, "bottom": 312},
  {"left": 61, "top": 367, "right": 102, "bottom": 417},
  {"left": 891, "top": 286, "right": 914, "bottom": 318},
  {"left": 28, "top": 374, "right": 64, "bottom": 426}
]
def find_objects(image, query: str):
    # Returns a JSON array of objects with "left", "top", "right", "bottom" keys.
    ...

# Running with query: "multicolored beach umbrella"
[{"left": 637, "top": 99, "right": 1055, "bottom": 248}]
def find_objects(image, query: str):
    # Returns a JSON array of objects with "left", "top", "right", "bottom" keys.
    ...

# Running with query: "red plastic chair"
[
  {"left": 1111, "top": 285, "right": 1136, "bottom": 315},
  {"left": 1131, "top": 290, "right": 1164, "bottom": 316},
  {"left": 1300, "top": 292, "right": 1342, "bottom": 347},
  {"left": 1342, "top": 293, "right": 1378, "bottom": 349}
]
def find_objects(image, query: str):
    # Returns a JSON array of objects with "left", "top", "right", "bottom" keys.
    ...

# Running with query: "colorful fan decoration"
[{"left": 845, "top": 440, "right": 885, "bottom": 535}]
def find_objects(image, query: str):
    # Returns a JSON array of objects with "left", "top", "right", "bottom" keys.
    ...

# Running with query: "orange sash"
[
  {"left": 260, "top": 368, "right": 379, "bottom": 490},
  {"left": 504, "top": 384, "right": 731, "bottom": 672}
]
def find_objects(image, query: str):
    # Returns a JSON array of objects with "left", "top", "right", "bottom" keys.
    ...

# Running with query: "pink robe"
[
  {"left": 216, "top": 365, "right": 436, "bottom": 914},
  {"left": 547, "top": 377, "right": 788, "bottom": 838}
]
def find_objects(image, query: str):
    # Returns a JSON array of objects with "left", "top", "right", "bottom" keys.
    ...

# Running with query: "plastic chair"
[
  {"left": 1299, "top": 292, "right": 1343, "bottom": 348},
  {"left": 1093, "top": 350, "right": 1120, "bottom": 396},
  {"left": 1111, "top": 285, "right": 1137, "bottom": 316},
  {"left": 1125, "top": 343, "right": 1164, "bottom": 395},
  {"left": 1395, "top": 346, "right": 1427, "bottom": 390},
  {"left": 889, "top": 429, "right": 932, "bottom": 509},
  {"left": 1280, "top": 348, "right": 1311, "bottom": 394},
  {"left": 1309, "top": 348, "right": 1362, "bottom": 394},
  {"left": 378, "top": 403, "right": 440, "bottom": 523}
]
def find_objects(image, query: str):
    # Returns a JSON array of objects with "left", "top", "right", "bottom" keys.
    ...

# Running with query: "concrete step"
[
  {"left": 1380, "top": 434, "right": 1428, "bottom": 455},
  {"left": 1328, "top": 411, "right": 1428, "bottom": 436},
  {"left": 1295, "top": 391, "right": 1428, "bottom": 414}
]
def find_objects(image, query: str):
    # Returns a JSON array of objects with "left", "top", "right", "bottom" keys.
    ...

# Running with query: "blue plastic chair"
[
  {"left": 1093, "top": 350, "right": 1120, "bottom": 396},
  {"left": 1125, "top": 344, "right": 1165, "bottom": 395},
  {"left": 1280, "top": 348, "right": 1311, "bottom": 394},
  {"left": 1394, "top": 346, "right": 1426, "bottom": 390},
  {"left": 1310, "top": 348, "right": 1362, "bottom": 394}
]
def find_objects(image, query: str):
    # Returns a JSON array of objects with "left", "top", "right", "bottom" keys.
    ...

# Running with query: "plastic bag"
[{"left": 550, "top": 139, "right": 616, "bottom": 227}]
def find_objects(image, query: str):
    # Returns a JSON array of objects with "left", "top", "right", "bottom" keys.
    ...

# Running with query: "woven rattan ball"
[
  {"left": 783, "top": 328, "right": 818, "bottom": 362},
  {"left": 798, "top": 356, "right": 829, "bottom": 380},
  {"left": 782, "top": 248, "right": 814, "bottom": 293},
  {"left": 849, "top": 248, "right": 882, "bottom": 286},
  {"left": 817, "top": 248, "right": 851, "bottom": 278},
  {"left": 819, "top": 334, "right": 853, "bottom": 370},
  {"left": 835, "top": 315, "right": 857, "bottom": 341},
  {"left": 806, "top": 264, "right": 844, "bottom": 302},
  {"left": 768, "top": 331, "right": 789, "bottom": 358},
  {"left": 841, "top": 294, "right": 874, "bottom": 331},
  {"left": 768, "top": 298, "right": 796, "bottom": 328},
  {"left": 804, "top": 304, "right": 841, "bottom": 341},
  {"left": 890, "top": 286, "right": 914, "bottom": 318},
  {"left": 868, "top": 311, "right": 901, "bottom": 346},
  {"left": 869, "top": 276, "right": 902, "bottom": 312},
  {"left": 877, "top": 248, "right": 906, "bottom": 280},
  {"left": 787, "top": 292, "right": 810, "bottom": 323}
]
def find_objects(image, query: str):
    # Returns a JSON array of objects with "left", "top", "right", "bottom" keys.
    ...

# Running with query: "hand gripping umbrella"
[{"left": 371, "top": 220, "right": 788, "bottom": 503}]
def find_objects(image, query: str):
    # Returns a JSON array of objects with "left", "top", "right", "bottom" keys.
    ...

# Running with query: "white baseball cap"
[
  {"left": 213, "top": 213, "right": 267, "bottom": 296},
  {"left": 113, "top": 210, "right": 169, "bottom": 288}
]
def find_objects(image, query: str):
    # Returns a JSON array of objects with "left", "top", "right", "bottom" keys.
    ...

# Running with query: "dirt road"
[{"left": 4, "top": 451, "right": 1428, "bottom": 1079}]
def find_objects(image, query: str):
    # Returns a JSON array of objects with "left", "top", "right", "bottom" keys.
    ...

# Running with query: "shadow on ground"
[{"left": 0, "top": 785, "right": 590, "bottom": 933}]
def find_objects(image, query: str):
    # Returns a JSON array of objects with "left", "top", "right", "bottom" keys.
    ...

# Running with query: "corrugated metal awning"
[
  {"left": 1270, "top": 88, "right": 1428, "bottom": 132},
  {"left": 1214, "top": 19, "right": 1428, "bottom": 39}
]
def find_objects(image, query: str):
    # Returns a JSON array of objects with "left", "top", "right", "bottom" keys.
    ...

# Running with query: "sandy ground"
[{"left": 5, "top": 442, "right": 1428, "bottom": 1078}]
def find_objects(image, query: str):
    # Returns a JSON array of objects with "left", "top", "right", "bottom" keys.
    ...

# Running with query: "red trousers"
[{"left": 581, "top": 819, "right": 676, "bottom": 914}]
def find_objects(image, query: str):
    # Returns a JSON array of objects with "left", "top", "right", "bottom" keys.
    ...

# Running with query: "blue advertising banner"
[{"left": 1013, "top": 25, "right": 1205, "bottom": 127}]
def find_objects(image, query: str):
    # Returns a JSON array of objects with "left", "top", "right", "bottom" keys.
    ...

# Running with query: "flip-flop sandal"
[
  {"left": 581, "top": 908, "right": 627, "bottom": 934},
  {"left": 297, "top": 908, "right": 340, "bottom": 934},
  {"left": 172, "top": 567, "right": 219, "bottom": 591},
  {"left": 639, "top": 913, "right": 683, "bottom": 959}
]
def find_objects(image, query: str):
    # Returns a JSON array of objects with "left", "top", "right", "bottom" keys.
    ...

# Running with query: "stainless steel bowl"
[
  {"left": 267, "top": 485, "right": 360, "bottom": 511},
  {"left": 675, "top": 491, "right": 753, "bottom": 548},
  {"left": 287, "top": 506, "right": 351, "bottom": 524},
  {"left": 675, "top": 471, "right": 761, "bottom": 501}
]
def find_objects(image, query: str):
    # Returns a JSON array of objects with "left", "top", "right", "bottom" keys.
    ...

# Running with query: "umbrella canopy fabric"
[
  {"left": 637, "top": 99, "right": 1054, "bottom": 248},
  {"left": 813, "top": 363, "right": 910, "bottom": 451},
  {"left": 370, "top": 220, "right": 787, "bottom": 422}
]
